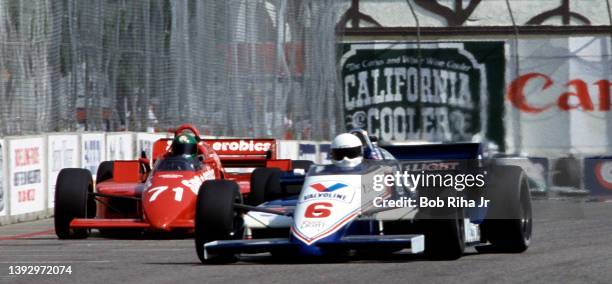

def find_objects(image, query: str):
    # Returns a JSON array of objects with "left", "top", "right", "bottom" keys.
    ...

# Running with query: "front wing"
[{"left": 203, "top": 234, "right": 424, "bottom": 258}]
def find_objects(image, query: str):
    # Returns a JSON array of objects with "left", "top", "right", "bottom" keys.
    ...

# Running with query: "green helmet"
[{"left": 171, "top": 132, "right": 198, "bottom": 157}]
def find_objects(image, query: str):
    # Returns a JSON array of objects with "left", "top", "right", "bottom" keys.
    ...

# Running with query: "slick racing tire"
[
  {"left": 417, "top": 207, "right": 466, "bottom": 260},
  {"left": 96, "top": 161, "right": 114, "bottom": 183},
  {"left": 246, "top": 168, "right": 281, "bottom": 206},
  {"left": 478, "top": 165, "right": 532, "bottom": 253},
  {"left": 195, "top": 180, "right": 243, "bottom": 264},
  {"left": 54, "top": 168, "right": 95, "bottom": 239}
]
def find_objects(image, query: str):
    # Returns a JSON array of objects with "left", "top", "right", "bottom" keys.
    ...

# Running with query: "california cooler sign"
[{"left": 340, "top": 42, "right": 504, "bottom": 143}]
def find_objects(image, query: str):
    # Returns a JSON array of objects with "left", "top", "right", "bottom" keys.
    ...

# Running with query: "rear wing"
[
  {"left": 202, "top": 139, "right": 279, "bottom": 168},
  {"left": 151, "top": 137, "right": 290, "bottom": 169},
  {"left": 381, "top": 143, "right": 482, "bottom": 160}
]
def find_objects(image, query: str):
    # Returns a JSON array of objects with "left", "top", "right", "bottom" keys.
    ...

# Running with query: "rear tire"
[
  {"left": 195, "top": 180, "right": 243, "bottom": 264},
  {"left": 54, "top": 168, "right": 95, "bottom": 239},
  {"left": 246, "top": 168, "right": 281, "bottom": 205},
  {"left": 479, "top": 165, "right": 532, "bottom": 253}
]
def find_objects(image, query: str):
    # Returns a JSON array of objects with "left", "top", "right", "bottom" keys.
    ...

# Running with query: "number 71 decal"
[{"left": 148, "top": 186, "right": 185, "bottom": 202}]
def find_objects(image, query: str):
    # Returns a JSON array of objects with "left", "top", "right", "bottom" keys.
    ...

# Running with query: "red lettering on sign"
[
  {"left": 507, "top": 73, "right": 554, "bottom": 113},
  {"left": 17, "top": 189, "right": 35, "bottom": 203},
  {"left": 508, "top": 74, "right": 612, "bottom": 113},
  {"left": 596, "top": 80, "right": 612, "bottom": 111},
  {"left": 304, "top": 202, "right": 332, "bottom": 218},
  {"left": 14, "top": 148, "right": 39, "bottom": 167},
  {"left": 558, "top": 79, "right": 593, "bottom": 111}
]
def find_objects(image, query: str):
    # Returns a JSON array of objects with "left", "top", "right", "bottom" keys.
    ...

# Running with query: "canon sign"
[
  {"left": 211, "top": 140, "right": 272, "bottom": 152},
  {"left": 508, "top": 73, "right": 612, "bottom": 113}
]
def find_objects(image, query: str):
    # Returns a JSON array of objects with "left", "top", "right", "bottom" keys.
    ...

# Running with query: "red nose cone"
[{"left": 142, "top": 172, "right": 198, "bottom": 231}]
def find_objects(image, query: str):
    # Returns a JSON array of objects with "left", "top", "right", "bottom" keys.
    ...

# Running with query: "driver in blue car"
[{"left": 330, "top": 133, "right": 364, "bottom": 168}]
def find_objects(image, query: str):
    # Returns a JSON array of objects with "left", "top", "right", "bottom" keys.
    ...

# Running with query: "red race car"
[{"left": 54, "top": 124, "right": 297, "bottom": 239}]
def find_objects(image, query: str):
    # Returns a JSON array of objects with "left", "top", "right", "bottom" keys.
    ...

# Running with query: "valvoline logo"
[
  {"left": 310, "top": 182, "right": 347, "bottom": 193},
  {"left": 302, "top": 181, "right": 354, "bottom": 203}
]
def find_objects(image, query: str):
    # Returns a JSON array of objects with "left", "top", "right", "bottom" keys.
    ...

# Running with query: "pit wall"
[{"left": 0, "top": 132, "right": 610, "bottom": 226}]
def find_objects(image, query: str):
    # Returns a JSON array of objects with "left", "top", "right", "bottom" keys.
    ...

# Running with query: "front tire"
[
  {"left": 54, "top": 168, "right": 95, "bottom": 239},
  {"left": 415, "top": 184, "right": 466, "bottom": 260},
  {"left": 418, "top": 207, "right": 465, "bottom": 260},
  {"left": 195, "top": 180, "right": 243, "bottom": 264}
]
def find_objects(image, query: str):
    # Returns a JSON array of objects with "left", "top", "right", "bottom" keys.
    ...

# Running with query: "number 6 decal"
[{"left": 304, "top": 202, "right": 332, "bottom": 218}]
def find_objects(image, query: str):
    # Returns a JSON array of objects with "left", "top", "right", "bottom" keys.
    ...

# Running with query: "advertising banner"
[
  {"left": 298, "top": 143, "right": 317, "bottom": 162},
  {"left": 505, "top": 37, "right": 612, "bottom": 154},
  {"left": 0, "top": 139, "right": 6, "bottom": 216},
  {"left": 584, "top": 156, "right": 612, "bottom": 196},
  {"left": 81, "top": 133, "right": 106, "bottom": 180},
  {"left": 318, "top": 143, "right": 331, "bottom": 165},
  {"left": 106, "top": 133, "right": 134, "bottom": 161},
  {"left": 47, "top": 134, "right": 79, "bottom": 208},
  {"left": 340, "top": 42, "right": 505, "bottom": 146},
  {"left": 8, "top": 137, "right": 45, "bottom": 215},
  {"left": 136, "top": 133, "right": 168, "bottom": 160},
  {"left": 278, "top": 140, "right": 299, "bottom": 160}
]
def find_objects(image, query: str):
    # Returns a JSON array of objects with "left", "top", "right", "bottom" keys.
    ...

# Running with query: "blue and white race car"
[{"left": 193, "top": 140, "right": 533, "bottom": 264}]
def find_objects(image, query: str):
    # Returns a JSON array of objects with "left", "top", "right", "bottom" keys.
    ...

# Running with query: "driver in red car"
[{"left": 170, "top": 132, "right": 200, "bottom": 158}]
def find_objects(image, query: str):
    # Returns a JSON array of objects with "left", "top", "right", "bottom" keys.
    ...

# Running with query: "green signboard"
[{"left": 340, "top": 42, "right": 505, "bottom": 148}]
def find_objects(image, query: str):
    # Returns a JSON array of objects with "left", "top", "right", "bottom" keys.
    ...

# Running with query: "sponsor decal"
[
  {"left": 211, "top": 140, "right": 272, "bottom": 152},
  {"left": 310, "top": 182, "right": 347, "bottom": 192},
  {"left": 301, "top": 181, "right": 354, "bottom": 203},
  {"left": 298, "top": 220, "right": 326, "bottom": 230},
  {"left": 291, "top": 208, "right": 361, "bottom": 245}
]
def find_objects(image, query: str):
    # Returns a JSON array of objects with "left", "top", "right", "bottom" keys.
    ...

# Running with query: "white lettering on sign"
[{"left": 211, "top": 140, "right": 272, "bottom": 152}]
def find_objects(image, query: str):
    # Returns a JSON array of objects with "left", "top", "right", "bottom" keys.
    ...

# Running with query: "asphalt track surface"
[{"left": 0, "top": 198, "right": 611, "bottom": 284}]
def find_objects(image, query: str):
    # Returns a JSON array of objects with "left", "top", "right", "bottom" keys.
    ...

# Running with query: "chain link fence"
[{"left": 0, "top": 0, "right": 348, "bottom": 140}]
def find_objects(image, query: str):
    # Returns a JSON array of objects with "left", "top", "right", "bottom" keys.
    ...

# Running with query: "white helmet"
[{"left": 330, "top": 133, "right": 363, "bottom": 168}]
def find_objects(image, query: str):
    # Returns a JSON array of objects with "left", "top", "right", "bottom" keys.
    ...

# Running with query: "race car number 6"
[{"left": 304, "top": 202, "right": 333, "bottom": 218}]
